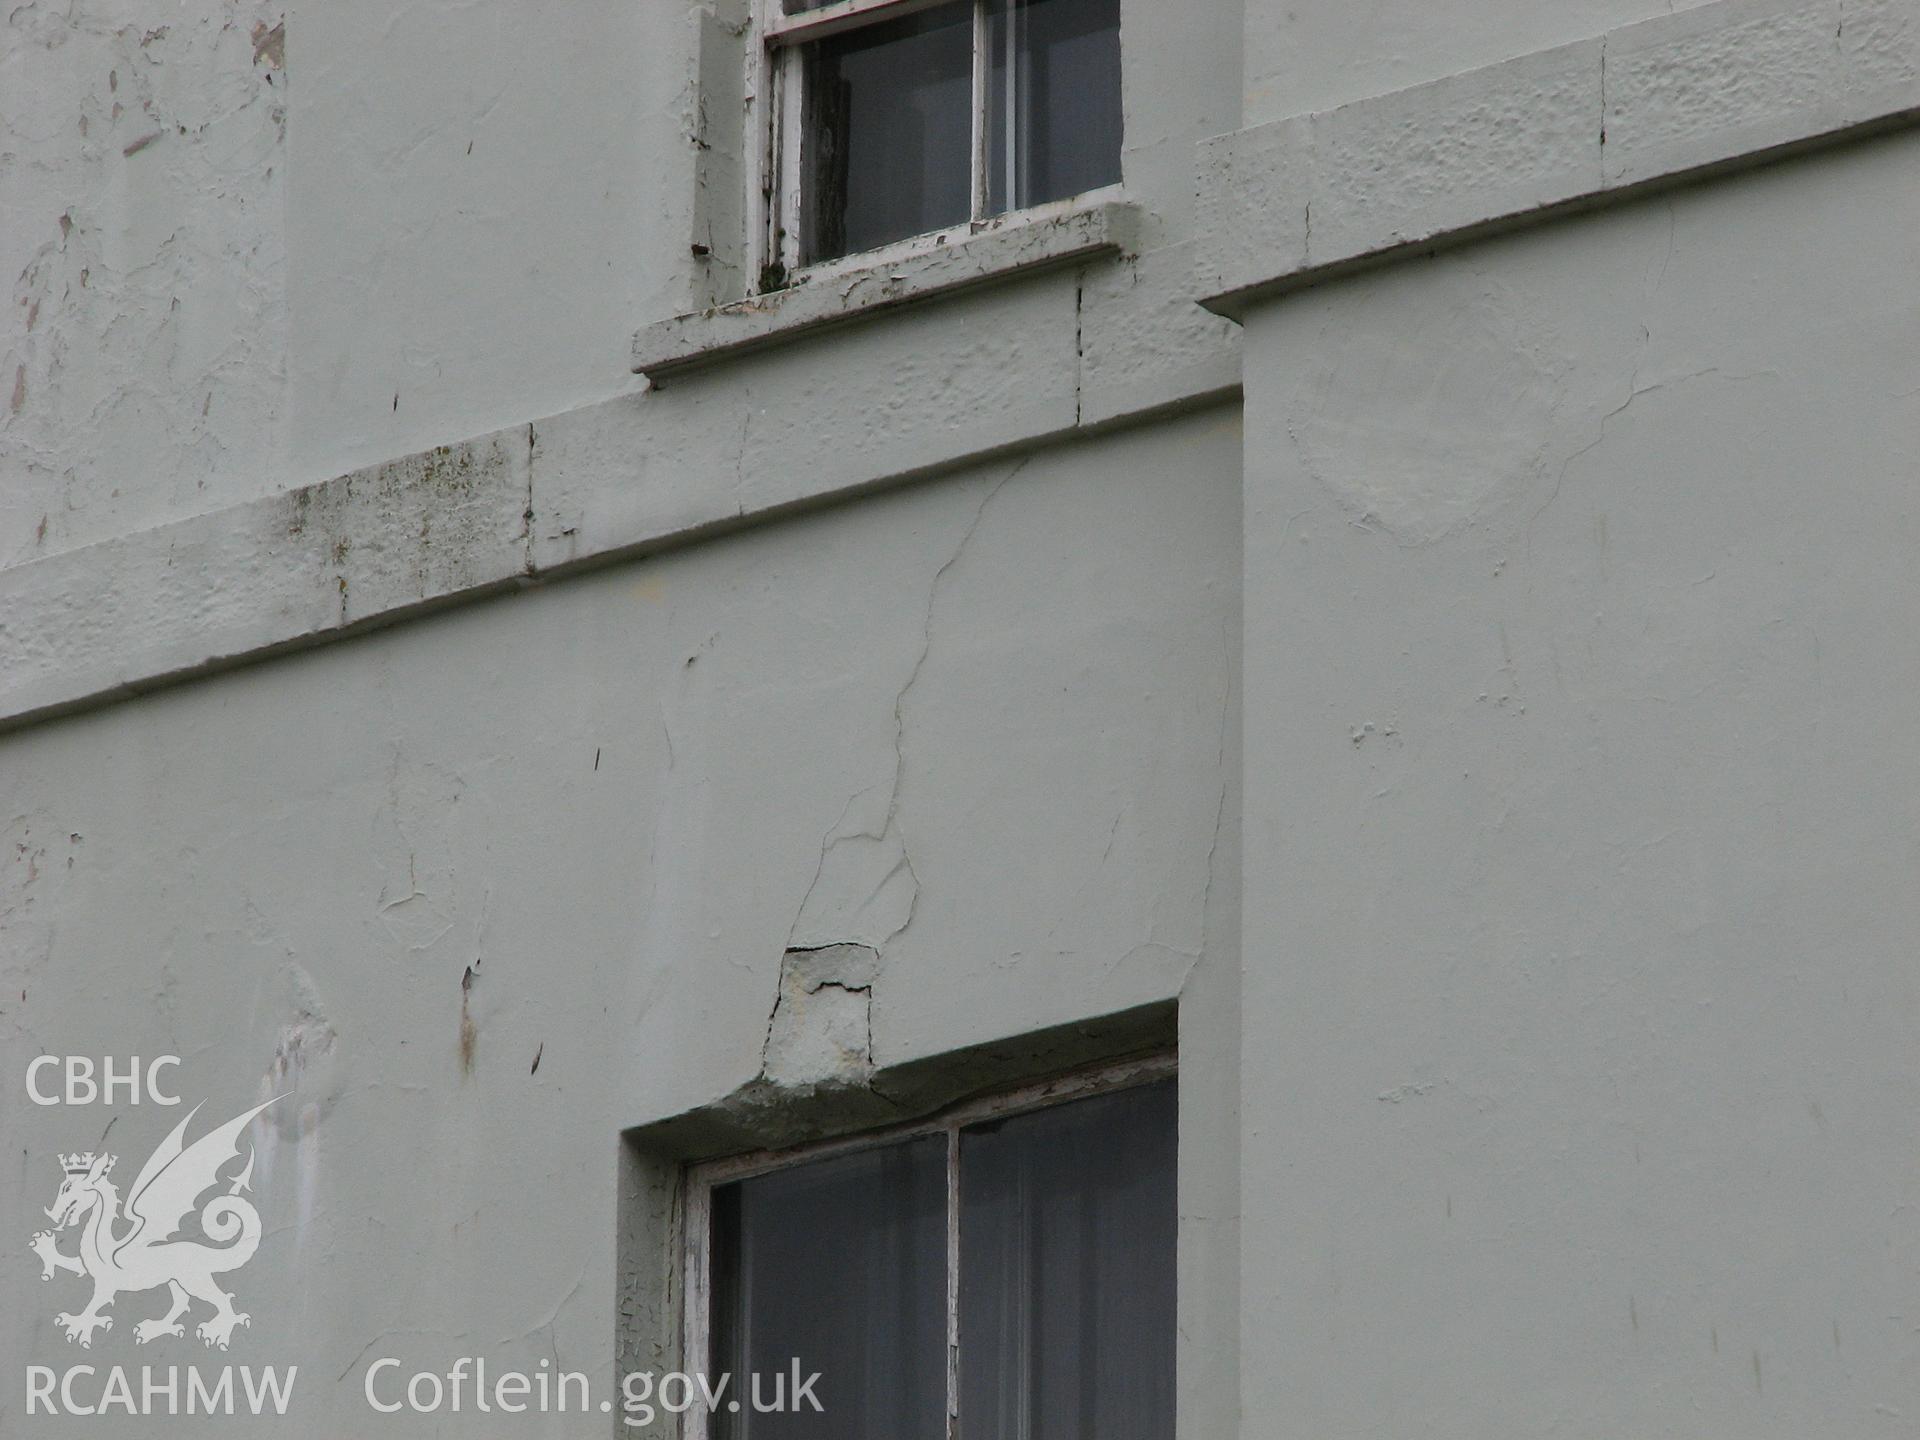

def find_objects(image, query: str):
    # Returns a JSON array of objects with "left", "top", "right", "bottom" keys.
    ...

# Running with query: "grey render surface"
[{"left": 1, "top": 0, "right": 1917, "bottom": 1434}]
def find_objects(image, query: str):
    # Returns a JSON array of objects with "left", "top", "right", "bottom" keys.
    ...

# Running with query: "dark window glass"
[
  {"left": 710, "top": 1136, "right": 947, "bottom": 1440},
  {"left": 801, "top": 2, "right": 975, "bottom": 264},
  {"left": 987, "top": 0, "right": 1122, "bottom": 214},
  {"left": 957, "top": 1079, "right": 1176, "bottom": 1440}
]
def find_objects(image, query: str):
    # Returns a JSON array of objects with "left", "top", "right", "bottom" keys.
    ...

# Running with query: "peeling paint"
[
  {"left": 0, "top": 0, "right": 289, "bottom": 566},
  {"left": 251, "top": 19, "right": 284, "bottom": 70}
]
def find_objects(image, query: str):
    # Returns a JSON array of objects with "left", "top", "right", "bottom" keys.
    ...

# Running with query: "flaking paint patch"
[
  {"left": 0, "top": 0, "right": 288, "bottom": 566},
  {"left": 251, "top": 20, "right": 284, "bottom": 70},
  {"left": 0, "top": 813, "right": 80, "bottom": 1004},
  {"left": 1285, "top": 272, "right": 1569, "bottom": 545}
]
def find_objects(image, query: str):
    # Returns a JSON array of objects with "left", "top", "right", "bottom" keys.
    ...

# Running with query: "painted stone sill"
[{"left": 632, "top": 196, "right": 1141, "bottom": 384}]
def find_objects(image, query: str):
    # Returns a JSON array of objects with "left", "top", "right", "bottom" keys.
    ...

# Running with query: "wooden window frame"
[
  {"left": 750, "top": 0, "right": 1118, "bottom": 285},
  {"left": 680, "top": 1050, "right": 1176, "bottom": 1440}
]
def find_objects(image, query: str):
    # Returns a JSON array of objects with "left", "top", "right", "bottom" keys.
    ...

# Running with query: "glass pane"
[
  {"left": 801, "top": 2, "right": 974, "bottom": 263},
  {"left": 987, "top": 0, "right": 1122, "bottom": 215},
  {"left": 957, "top": 1078, "right": 1177, "bottom": 1440},
  {"left": 711, "top": 1136, "right": 947, "bottom": 1440}
]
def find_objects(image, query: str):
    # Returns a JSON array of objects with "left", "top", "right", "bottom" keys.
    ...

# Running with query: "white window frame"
[
  {"left": 680, "top": 1050, "right": 1175, "bottom": 1440},
  {"left": 747, "top": 0, "right": 1120, "bottom": 287}
]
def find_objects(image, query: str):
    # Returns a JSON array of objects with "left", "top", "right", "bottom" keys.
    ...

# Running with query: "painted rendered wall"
[
  {"left": 0, "top": 409, "right": 1240, "bottom": 1435},
  {"left": 5, "top": 0, "right": 1243, "bottom": 558},
  {"left": 1239, "top": 131, "right": 1920, "bottom": 1437},
  {"left": 1242, "top": 0, "right": 1715, "bottom": 123},
  {"left": 7, "top": 0, "right": 1916, "bottom": 1434},
  {"left": 1, "top": 0, "right": 287, "bottom": 566},
  {"left": 284, "top": 0, "right": 661, "bottom": 483},
  {"left": 282, "top": 0, "right": 1242, "bottom": 482}
]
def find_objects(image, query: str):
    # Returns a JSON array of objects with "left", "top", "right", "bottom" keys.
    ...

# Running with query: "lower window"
[{"left": 689, "top": 1062, "right": 1176, "bottom": 1439}]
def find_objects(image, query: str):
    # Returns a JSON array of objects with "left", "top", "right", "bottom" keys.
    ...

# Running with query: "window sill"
[{"left": 631, "top": 195, "right": 1140, "bottom": 384}]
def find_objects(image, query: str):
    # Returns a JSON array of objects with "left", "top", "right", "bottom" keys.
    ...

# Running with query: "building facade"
[{"left": 3, "top": 0, "right": 1917, "bottom": 1433}]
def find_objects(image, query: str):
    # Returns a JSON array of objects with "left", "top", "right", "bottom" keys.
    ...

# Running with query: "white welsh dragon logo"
[{"left": 28, "top": 1097, "right": 279, "bottom": 1350}]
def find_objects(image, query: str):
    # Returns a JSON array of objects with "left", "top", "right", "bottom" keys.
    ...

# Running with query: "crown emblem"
[{"left": 59, "top": 1153, "right": 110, "bottom": 1176}]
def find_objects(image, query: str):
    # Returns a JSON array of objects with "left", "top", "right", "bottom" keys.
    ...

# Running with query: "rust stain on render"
[{"left": 459, "top": 963, "right": 478, "bottom": 1075}]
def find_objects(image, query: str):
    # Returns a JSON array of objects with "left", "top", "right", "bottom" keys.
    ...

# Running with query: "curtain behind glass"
[
  {"left": 711, "top": 1136, "right": 948, "bottom": 1439},
  {"left": 801, "top": 2, "right": 975, "bottom": 262},
  {"left": 987, "top": 0, "right": 1123, "bottom": 215},
  {"left": 957, "top": 1079, "right": 1176, "bottom": 1440}
]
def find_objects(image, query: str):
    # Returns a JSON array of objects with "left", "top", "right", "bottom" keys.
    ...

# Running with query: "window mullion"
[
  {"left": 1003, "top": 0, "right": 1019, "bottom": 212},
  {"left": 969, "top": 0, "right": 990, "bottom": 222},
  {"left": 684, "top": 1177, "right": 714, "bottom": 1440},
  {"left": 945, "top": 1119, "right": 962, "bottom": 1440},
  {"left": 776, "top": 44, "right": 804, "bottom": 275}
]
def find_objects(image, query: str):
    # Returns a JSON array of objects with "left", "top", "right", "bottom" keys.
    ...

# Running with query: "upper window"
[
  {"left": 686, "top": 1063, "right": 1175, "bottom": 1438},
  {"left": 756, "top": 0, "right": 1123, "bottom": 276}
]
